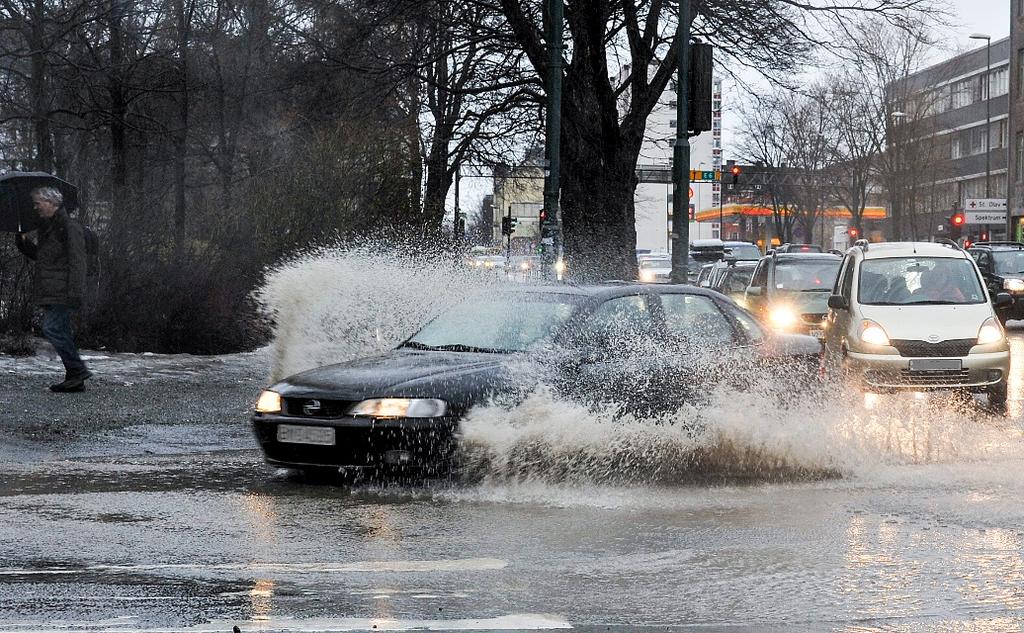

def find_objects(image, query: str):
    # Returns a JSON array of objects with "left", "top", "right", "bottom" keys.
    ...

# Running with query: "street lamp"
[{"left": 970, "top": 33, "right": 992, "bottom": 199}]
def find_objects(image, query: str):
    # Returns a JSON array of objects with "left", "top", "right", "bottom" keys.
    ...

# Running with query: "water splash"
[{"left": 256, "top": 248, "right": 1024, "bottom": 488}]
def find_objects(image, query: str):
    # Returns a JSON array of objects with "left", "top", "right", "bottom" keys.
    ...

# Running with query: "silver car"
[{"left": 823, "top": 241, "right": 1011, "bottom": 404}]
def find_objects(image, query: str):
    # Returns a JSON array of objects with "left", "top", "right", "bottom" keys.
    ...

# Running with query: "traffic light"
[
  {"left": 847, "top": 226, "right": 859, "bottom": 240},
  {"left": 501, "top": 216, "right": 517, "bottom": 236},
  {"left": 455, "top": 214, "right": 466, "bottom": 239},
  {"left": 949, "top": 212, "right": 965, "bottom": 238},
  {"left": 730, "top": 164, "right": 741, "bottom": 184}
]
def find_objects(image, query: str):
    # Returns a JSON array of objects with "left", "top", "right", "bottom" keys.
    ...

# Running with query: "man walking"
[{"left": 15, "top": 186, "right": 92, "bottom": 392}]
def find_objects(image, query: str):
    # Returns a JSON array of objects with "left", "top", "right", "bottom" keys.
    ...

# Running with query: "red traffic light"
[
  {"left": 951, "top": 213, "right": 965, "bottom": 227},
  {"left": 730, "top": 165, "right": 741, "bottom": 177},
  {"left": 847, "top": 227, "right": 859, "bottom": 239},
  {"left": 539, "top": 208, "right": 547, "bottom": 222}
]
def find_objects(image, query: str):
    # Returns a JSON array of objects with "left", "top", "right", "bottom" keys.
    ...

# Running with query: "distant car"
[
  {"left": 469, "top": 254, "right": 506, "bottom": 270},
  {"left": 710, "top": 260, "right": 758, "bottom": 304},
  {"left": 744, "top": 251, "right": 842, "bottom": 339},
  {"left": 695, "top": 262, "right": 716, "bottom": 287},
  {"left": 773, "top": 243, "right": 823, "bottom": 254},
  {"left": 967, "top": 241, "right": 1024, "bottom": 323},
  {"left": 252, "top": 285, "right": 823, "bottom": 475},
  {"left": 687, "top": 239, "right": 727, "bottom": 282},
  {"left": 722, "top": 241, "right": 762, "bottom": 260},
  {"left": 824, "top": 241, "right": 1010, "bottom": 404},
  {"left": 638, "top": 255, "right": 672, "bottom": 283}
]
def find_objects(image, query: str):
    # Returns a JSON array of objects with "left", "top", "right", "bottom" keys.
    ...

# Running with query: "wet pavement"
[{"left": 4, "top": 333, "right": 1024, "bottom": 632}]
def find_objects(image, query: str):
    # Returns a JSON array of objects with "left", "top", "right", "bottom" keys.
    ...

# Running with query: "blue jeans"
[{"left": 41, "top": 305, "right": 87, "bottom": 375}]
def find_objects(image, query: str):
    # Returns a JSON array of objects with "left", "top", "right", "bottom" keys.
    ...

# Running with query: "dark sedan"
[{"left": 251, "top": 284, "right": 822, "bottom": 475}]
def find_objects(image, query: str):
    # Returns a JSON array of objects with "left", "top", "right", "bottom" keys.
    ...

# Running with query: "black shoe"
[{"left": 50, "top": 376, "right": 86, "bottom": 392}]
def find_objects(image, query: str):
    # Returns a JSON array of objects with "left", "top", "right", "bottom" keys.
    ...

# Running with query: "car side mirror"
[
  {"left": 828, "top": 295, "right": 849, "bottom": 310},
  {"left": 746, "top": 286, "right": 762, "bottom": 297},
  {"left": 995, "top": 292, "right": 1013, "bottom": 308}
]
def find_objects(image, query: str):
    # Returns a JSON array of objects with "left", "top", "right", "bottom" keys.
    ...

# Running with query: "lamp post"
[
  {"left": 970, "top": 33, "right": 992, "bottom": 200},
  {"left": 890, "top": 110, "right": 906, "bottom": 240}
]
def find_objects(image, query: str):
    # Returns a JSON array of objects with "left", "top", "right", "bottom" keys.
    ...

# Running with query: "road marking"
[
  {"left": 0, "top": 558, "right": 508, "bottom": 577},
  {"left": 0, "top": 614, "right": 572, "bottom": 632}
]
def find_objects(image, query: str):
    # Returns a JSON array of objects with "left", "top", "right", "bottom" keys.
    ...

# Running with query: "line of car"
[{"left": 253, "top": 239, "right": 1018, "bottom": 477}]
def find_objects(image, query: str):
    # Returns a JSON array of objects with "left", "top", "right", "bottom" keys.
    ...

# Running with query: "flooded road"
[{"left": 3, "top": 329, "right": 1024, "bottom": 631}]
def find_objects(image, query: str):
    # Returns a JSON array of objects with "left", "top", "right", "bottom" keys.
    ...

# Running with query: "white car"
[
  {"left": 638, "top": 256, "right": 672, "bottom": 283},
  {"left": 823, "top": 241, "right": 1011, "bottom": 404}
]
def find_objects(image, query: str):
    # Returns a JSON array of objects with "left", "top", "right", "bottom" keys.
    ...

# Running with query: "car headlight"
[
  {"left": 768, "top": 306, "right": 799, "bottom": 330},
  {"left": 519, "top": 261, "right": 530, "bottom": 271},
  {"left": 349, "top": 398, "right": 447, "bottom": 418},
  {"left": 639, "top": 270, "right": 656, "bottom": 282},
  {"left": 859, "top": 320, "right": 891, "bottom": 346},
  {"left": 978, "top": 317, "right": 1005, "bottom": 345},
  {"left": 255, "top": 390, "right": 282, "bottom": 414},
  {"left": 1004, "top": 279, "right": 1024, "bottom": 293}
]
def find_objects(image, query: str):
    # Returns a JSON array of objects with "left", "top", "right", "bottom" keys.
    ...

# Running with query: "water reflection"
[{"left": 250, "top": 579, "right": 275, "bottom": 621}]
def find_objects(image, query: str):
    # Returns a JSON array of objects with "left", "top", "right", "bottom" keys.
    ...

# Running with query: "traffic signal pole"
[
  {"left": 670, "top": 0, "right": 691, "bottom": 283},
  {"left": 541, "top": 0, "right": 563, "bottom": 281}
]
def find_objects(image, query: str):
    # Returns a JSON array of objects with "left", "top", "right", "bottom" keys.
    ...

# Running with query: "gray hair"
[{"left": 31, "top": 186, "right": 63, "bottom": 207}]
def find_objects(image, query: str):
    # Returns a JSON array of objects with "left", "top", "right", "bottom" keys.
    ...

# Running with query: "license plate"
[
  {"left": 909, "top": 359, "right": 962, "bottom": 372},
  {"left": 809, "top": 328, "right": 824, "bottom": 338},
  {"left": 276, "top": 424, "right": 336, "bottom": 446}
]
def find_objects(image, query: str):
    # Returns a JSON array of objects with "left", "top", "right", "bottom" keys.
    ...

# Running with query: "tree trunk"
[
  {"left": 108, "top": 0, "right": 128, "bottom": 241},
  {"left": 29, "top": 0, "right": 52, "bottom": 173},
  {"left": 173, "top": 0, "right": 189, "bottom": 257}
]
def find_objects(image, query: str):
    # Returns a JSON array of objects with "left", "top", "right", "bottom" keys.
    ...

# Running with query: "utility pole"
[
  {"left": 453, "top": 162, "right": 462, "bottom": 244},
  {"left": 541, "top": 0, "right": 564, "bottom": 281},
  {"left": 670, "top": 0, "right": 691, "bottom": 283}
]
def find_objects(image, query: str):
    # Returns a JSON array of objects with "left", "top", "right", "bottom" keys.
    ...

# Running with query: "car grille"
[
  {"left": 865, "top": 369, "right": 973, "bottom": 386},
  {"left": 284, "top": 397, "right": 355, "bottom": 418},
  {"left": 889, "top": 339, "right": 976, "bottom": 358},
  {"left": 898, "top": 369, "right": 972, "bottom": 385},
  {"left": 801, "top": 313, "right": 826, "bottom": 325}
]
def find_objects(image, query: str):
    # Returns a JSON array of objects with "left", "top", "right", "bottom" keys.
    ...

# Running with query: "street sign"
[
  {"left": 689, "top": 169, "right": 720, "bottom": 182},
  {"left": 965, "top": 211, "right": 1006, "bottom": 224},
  {"left": 965, "top": 198, "right": 1007, "bottom": 211},
  {"left": 688, "top": 186, "right": 694, "bottom": 199}
]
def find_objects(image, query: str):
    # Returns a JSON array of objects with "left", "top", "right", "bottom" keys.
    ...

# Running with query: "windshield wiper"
[
  {"left": 903, "top": 300, "right": 963, "bottom": 305},
  {"left": 799, "top": 288, "right": 831, "bottom": 293},
  {"left": 433, "top": 343, "right": 512, "bottom": 354},
  {"left": 399, "top": 340, "right": 441, "bottom": 351}
]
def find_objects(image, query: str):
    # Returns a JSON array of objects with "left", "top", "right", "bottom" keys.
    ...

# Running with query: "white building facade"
[{"left": 634, "top": 78, "right": 722, "bottom": 252}]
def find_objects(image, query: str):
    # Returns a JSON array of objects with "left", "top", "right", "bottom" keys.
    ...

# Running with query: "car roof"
[
  {"left": 854, "top": 241, "right": 969, "bottom": 260},
  {"left": 503, "top": 283, "right": 722, "bottom": 300},
  {"left": 970, "top": 242, "right": 1024, "bottom": 251},
  {"left": 772, "top": 252, "right": 841, "bottom": 262}
]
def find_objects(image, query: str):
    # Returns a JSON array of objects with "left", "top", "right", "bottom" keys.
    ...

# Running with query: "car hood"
[
  {"left": 771, "top": 291, "right": 831, "bottom": 313},
  {"left": 272, "top": 349, "right": 514, "bottom": 403},
  {"left": 858, "top": 303, "right": 993, "bottom": 340}
]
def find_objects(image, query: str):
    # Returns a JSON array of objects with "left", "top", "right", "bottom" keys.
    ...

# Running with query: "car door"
[
  {"left": 559, "top": 292, "right": 662, "bottom": 410},
  {"left": 650, "top": 290, "right": 747, "bottom": 409},
  {"left": 973, "top": 251, "right": 1000, "bottom": 299},
  {"left": 825, "top": 253, "right": 856, "bottom": 356},
  {"left": 745, "top": 258, "right": 770, "bottom": 317}
]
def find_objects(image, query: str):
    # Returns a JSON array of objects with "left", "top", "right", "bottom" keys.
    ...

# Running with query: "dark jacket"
[{"left": 15, "top": 208, "right": 87, "bottom": 307}]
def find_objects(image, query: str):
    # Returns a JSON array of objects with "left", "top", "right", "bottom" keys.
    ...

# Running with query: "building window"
[
  {"left": 951, "top": 78, "right": 978, "bottom": 109},
  {"left": 1019, "top": 50, "right": 1024, "bottom": 98},
  {"left": 669, "top": 120, "right": 676, "bottom": 128},
  {"left": 996, "top": 120, "right": 1008, "bottom": 149},
  {"left": 1017, "top": 132, "right": 1024, "bottom": 182},
  {"left": 988, "top": 67, "right": 1009, "bottom": 98},
  {"left": 951, "top": 135, "right": 963, "bottom": 159}
]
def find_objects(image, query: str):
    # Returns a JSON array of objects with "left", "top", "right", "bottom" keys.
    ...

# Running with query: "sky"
[{"left": 452, "top": 0, "right": 1014, "bottom": 222}]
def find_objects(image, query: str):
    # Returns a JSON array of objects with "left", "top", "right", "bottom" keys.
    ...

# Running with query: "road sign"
[
  {"left": 965, "top": 198, "right": 1007, "bottom": 212},
  {"left": 688, "top": 186, "right": 694, "bottom": 199},
  {"left": 965, "top": 211, "right": 1006, "bottom": 224},
  {"left": 689, "top": 169, "right": 720, "bottom": 182}
]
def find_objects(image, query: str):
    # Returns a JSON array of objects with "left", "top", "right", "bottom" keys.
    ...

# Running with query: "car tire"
[{"left": 988, "top": 380, "right": 1008, "bottom": 406}]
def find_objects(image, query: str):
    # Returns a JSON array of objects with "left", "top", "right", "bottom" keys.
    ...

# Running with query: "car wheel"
[{"left": 988, "top": 380, "right": 1008, "bottom": 406}]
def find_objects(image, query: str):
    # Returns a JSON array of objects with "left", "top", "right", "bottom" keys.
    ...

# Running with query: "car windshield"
[
  {"left": 640, "top": 258, "right": 671, "bottom": 269},
  {"left": 405, "top": 294, "right": 580, "bottom": 352},
  {"left": 725, "top": 244, "right": 762, "bottom": 260},
  {"left": 992, "top": 250, "right": 1024, "bottom": 275},
  {"left": 722, "top": 268, "right": 754, "bottom": 293},
  {"left": 773, "top": 260, "right": 840, "bottom": 292},
  {"left": 858, "top": 257, "right": 986, "bottom": 305}
]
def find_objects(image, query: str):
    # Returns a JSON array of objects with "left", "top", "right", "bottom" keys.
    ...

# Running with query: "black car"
[
  {"left": 251, "top": 284, "right": 823, "bottom": 475},
  {"left": 968, "top": 241, "right": 1024, "bottom": 323}
]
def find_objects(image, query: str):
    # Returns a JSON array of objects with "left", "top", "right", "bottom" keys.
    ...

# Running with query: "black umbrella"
[{"left": 0, "top": 171, "right": 80, "bottom": 233}]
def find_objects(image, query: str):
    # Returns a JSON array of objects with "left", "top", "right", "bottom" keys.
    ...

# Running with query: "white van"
[{"left": 823, "top": 241, "right": 1011, "bottom": 404}]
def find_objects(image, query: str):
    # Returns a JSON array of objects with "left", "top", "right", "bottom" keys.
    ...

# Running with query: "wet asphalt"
[{"left": 5, "top": 338, "right": 1024, "bottom": 632}]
